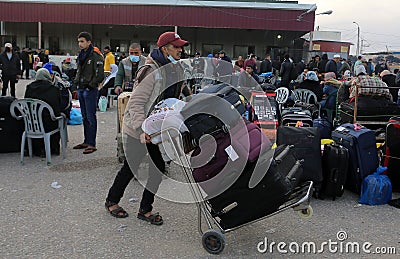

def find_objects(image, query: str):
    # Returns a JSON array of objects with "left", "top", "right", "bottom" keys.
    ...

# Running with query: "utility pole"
[{"left": 353, "top": 22, "right": 360, "bottom": 56}]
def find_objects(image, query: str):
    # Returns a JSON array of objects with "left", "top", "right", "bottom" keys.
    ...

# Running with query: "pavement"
[{"left": 0, "top": 79, "right": 399, "bottom": 258}]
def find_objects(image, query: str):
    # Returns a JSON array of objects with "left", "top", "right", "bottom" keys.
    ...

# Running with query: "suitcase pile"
[{"left": 181, "top": 84, "right": 307, "bottom": 229}]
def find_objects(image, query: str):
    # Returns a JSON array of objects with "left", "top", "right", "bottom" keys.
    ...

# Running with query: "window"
[
  {"left": 202, "top": 44, "right": 223, "bottom": 57},
  {"left": 26, "top": 36, "right": 38, "bottom": 49}
]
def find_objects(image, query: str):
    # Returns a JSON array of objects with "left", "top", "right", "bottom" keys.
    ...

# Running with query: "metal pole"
[
  {"left": 38, "top": 21, "right": 42, "bottom": 49},
  {"left": 357, "top": 25, "right": 360, "bottom": 56},
  {"left": 353, "top": 22, "right": 360, "bottom": 56}
]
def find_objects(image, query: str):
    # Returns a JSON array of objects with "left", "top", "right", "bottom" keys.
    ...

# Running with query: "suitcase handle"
[
  {"left": 275, "top": 145, "right": 294, "bottom": 163},
  {"left": 287, "top": 159, "right": 304, "bottom": 182}
]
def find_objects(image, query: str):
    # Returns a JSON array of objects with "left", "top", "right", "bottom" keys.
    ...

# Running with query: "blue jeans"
[{"left": 78, "top": 88, "right": 98, "bottom": 146}]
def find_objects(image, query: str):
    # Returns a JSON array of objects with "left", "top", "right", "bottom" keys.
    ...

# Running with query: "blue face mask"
[
  {"left": 130, "top": 55, "right": 140, "bottom": 63},
  {"left": 167, "top": 55, "right": 178, "bottom": 64}
]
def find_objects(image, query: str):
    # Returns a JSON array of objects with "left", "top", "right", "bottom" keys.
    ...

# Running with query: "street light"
[
  {"left": 308, "top": 10, "right": 333, "bottom": 52},
  {"left": 353, "top": 22, "right": 360, "bottom": 56}
]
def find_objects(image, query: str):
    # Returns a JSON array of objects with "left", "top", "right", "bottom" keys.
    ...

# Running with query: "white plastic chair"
[
  {"left": 107, "top": 87, "right": 118, "bottom": 107},
  {"left": 10, "top": 98, "right": 67, "bottom": 165},
  {"left": 292, "top": 89, "right": 318, "bottom": 104},
  {"left": 274, "top": 87, "right": 289, "bottom": 114}
]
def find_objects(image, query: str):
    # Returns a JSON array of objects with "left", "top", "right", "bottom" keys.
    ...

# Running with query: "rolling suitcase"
[
  {"left": 276, "top": 126, "right": 323, "bottom": 184},
  {"left": 384, "top": 117, "right": 400, "bottom": 191},
  {"left": 0, "top": 96, "right": 24, "bottom": 153},
  {"left": 181, "top": 85, "right": 245, "bottom": 145},
  {"left": 281, "top": 107, "right": 313, "bottom": 127},
  {"left": 207, "top": 144, "right": 303, "bottom": 229},
  {"left": 332, "top": 123, "right": 379, "bottom": 194},
  {"left": 321, "top": 144, "right": 349, "bottom": 200}
]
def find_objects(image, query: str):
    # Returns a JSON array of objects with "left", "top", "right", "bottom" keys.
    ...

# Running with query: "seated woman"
[
  {"left": 320, "top": 72, "right": 342, "bottom": 111},
  {"left": 297, "top": 71, "right": 323, "bottom": 101},
  {"left": 24, "top": 68, "right": 61, "bottom": 157},
  {"left": 99, "top": 63, "right": 118, "bottom": 99}
]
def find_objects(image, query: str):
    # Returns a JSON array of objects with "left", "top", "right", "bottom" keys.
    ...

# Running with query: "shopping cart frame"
[{"left": 151, "top": 126, "right": 314, "bottom": 254}]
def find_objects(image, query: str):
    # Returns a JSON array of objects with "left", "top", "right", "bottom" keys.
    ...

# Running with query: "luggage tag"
[{"left": 225, "top": 145, "right": 239, "bottom": 161}]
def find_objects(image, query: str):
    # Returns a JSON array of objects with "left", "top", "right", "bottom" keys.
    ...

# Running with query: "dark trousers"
[
  {"left": 77, "top": 88, "right": 98, "bottom": 146},
  {"left": 107, "top": 135, "right": 164, "bottom": 213},
  {"left": 1, "top": 76, "right": 17, "bottom": 97}
]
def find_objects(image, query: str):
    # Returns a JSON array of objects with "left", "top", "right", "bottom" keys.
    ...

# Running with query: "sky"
[{"left": 299, "top": 0, "right": 400, "bottom": 54}]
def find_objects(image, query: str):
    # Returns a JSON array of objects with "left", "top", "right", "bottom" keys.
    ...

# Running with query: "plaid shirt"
[{"left": 350, "top": 75, "right": 392, "bottom": 100}]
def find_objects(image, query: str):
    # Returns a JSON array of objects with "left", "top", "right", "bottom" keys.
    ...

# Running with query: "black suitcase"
[
  {"left": 332, "top": 123, "right": 379, "bottom": 194},
  {"left": 321, "top": 144, "right": 349, "bottom": 200},
  {"left": 384, "top": 117, "right": 400, "bottom": 191},
  {"left": 276, "top": 126, "right": 323, "bottom": 184},
  {"left": 0, "top": 96, "right": 24, "bottom": 153},
  {"left": 181, "top": 84, "right": 244, "bottom": 144},
  {"left": 207, "top": 144, "right": 303, "bottom": 229},
  {"left": 294, "top": 102, "right": 319, "bottom": 119},
  {"left": 338, "top": 96, "right": 400, "bottom": 124},
  {"left": 281, "top": 107, "right": 313, "bottom": 127}
]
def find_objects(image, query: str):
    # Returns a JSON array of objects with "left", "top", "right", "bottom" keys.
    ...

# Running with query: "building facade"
[{"left": 0, "top": 0, "right": 316, "bottom": 61}]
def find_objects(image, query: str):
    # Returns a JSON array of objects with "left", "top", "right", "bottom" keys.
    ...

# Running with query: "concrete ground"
[{"left": 0, "top": 79, "right": 399, "bottom": 258}]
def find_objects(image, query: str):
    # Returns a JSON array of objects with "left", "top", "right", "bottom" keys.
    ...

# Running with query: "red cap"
[{"left": 157, "top": 32, "right": 188, "bottom": 47}]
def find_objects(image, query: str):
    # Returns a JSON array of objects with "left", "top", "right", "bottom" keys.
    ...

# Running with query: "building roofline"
[{"left": 2, "top": 0, "right": 316, "bottom": 11}]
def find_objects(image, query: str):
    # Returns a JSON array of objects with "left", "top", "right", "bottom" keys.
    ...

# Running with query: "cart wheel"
[
  {"left": 298, "top": 205, "right": 313, "bottom": 219},
  {"left": 202, "top": 229, "right": 225, "bottom": 254}
]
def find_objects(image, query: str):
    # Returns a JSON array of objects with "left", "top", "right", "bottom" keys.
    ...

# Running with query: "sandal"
[
  {"left": 137, "top": 211, "right": 163, "bottom": 225},
  {"left": 105, "top": 200, "right": 129, "bottom": 218},
  {"left": 73, "top": 143, "right": 89, "bottom": 149},
  {"left": 83, "top": 146, "right": 97, "bottom": 154}
]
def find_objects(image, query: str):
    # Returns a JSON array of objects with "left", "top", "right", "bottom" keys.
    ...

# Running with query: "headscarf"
[
  {"left": 380, "top": 70, "right": 391, "bottom": 77},
  {"left": 103, "top": 64, "right": 118, "bottom": 86},
  {"left": 35, "top": 68, "right": 52, "bottom": 82},
  {"left": 324, "top": 72, "right": 336, "bottom": 81},
  {"left": 355, "top": 65, "right": 366, "bottom": 76},
  {"left": 305, "top": 71, "right": 319, "bottom": 82}
]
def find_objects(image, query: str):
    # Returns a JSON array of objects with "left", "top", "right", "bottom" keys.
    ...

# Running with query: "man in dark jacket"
[
  {"left": 215, "top": 50, "right": 232, "bottom": 83},
  {"left": 279, "top": 54, "right": 294, "bottom": 88},
  {"left": 318, "top": 53, "right": 328, "bottom": 73},
  {"left": 0, "top": 43, "right": 22, "bottom": 97},
  {"left": 73, "top": 32, "right": 104, "bottom": 154},
  {"left": 325, "top": 54, "right": 340, "bottom": 78},
  {"left": 20, "top": 47, "right": 30, "bottom": 79},
  {"left": 259, "top": 54, "right": 272, "bottom": 74}
]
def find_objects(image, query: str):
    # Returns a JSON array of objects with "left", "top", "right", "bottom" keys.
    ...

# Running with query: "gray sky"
[{"left": 299, "top": 0, "right": 400, "bottom": 54}]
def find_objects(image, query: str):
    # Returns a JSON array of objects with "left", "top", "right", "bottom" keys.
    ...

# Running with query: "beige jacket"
[{"left": 122, "top": 55, "right": 184, "bottom": 139}]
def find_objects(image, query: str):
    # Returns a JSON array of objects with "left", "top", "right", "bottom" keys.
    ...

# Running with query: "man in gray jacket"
[{"left": 114, "top": 42, "right": 146, "bottom": 94}]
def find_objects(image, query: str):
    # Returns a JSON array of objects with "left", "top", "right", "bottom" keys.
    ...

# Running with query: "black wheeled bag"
[
  {"left": 332, "top": 123, "right": 379, "bottom": 194},
  {"left": 181, "top": 84, "right": 245, "bottom": 145},
  {"left": 0, "top": 96, "right": 24, "bottom": 153},
  {"left": 281, "top": 107, "right": 313, "bottom": 127},
  {"left": 384, "top": 117, "right": 400, "bottom": 191},
  {"left": 276, "top": 126, "right": 323, "bottom": 184},
  {"left": 321, "top": 144, "right": 349, "bottom": 200},
  {"left": 338, "top": 96, "right": 400, "bottom": 124},
  {"left": 208, "top": 144, "right": 303, "bottom": 230}
]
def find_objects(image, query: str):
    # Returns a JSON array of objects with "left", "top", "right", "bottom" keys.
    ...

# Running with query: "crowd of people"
[{"left": 1, "top": 30, "right": 400, "bottom": 228}]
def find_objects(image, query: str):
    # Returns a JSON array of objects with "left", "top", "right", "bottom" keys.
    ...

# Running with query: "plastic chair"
[
  {"left": 292, "top": 89, "right": 318, "bottom": 104},
  {"left": 274, "top": 87, "right": 289, "bottom": 114},
  {"left": 10, "top": 98, "right": 67, "bottom": 165},
  {"left": 107, "top": 88, "right": 118, "bottom": 107}
]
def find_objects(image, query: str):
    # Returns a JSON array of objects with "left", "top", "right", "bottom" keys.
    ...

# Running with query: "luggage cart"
[{"left": 151, "top": 127, "right": 314, "bottom": 254}]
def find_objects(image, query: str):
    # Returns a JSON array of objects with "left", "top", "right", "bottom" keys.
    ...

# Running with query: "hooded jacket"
[{"left": 123, "top": 49, "right": 184, "bottom": 139}]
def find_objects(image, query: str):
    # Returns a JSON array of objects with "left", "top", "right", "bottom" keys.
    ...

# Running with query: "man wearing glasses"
[{"left": 114, "top": 43, "right": 146, "bottom": 94}]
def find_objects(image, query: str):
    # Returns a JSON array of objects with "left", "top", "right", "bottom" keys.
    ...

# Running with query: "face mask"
[
  {"left": 167, "top": 55, "right": 178, "bottom": 64},
  {"left": 130, "top": 55, "right": 140, "bottom": 63}
]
